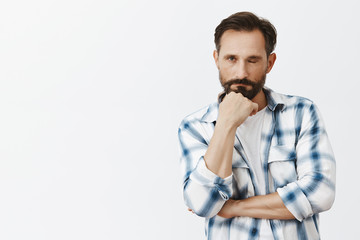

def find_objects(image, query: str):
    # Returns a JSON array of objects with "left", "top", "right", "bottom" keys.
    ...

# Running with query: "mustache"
[{"left": 223, "top": 78, "right": 255, "bottom": 94}]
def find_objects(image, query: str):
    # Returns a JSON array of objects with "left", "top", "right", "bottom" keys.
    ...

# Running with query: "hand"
[
  {"left": 217, "top": 199, "right": 238, "bottom": 218},
  {"left": 217, "top": 92, "right": 258, "bottom": 129}
]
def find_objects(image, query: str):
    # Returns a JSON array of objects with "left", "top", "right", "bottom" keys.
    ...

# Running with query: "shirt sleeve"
[
  {"left": 178, "top": 118, "right": 233, "bottom": 218},
  {"left": 277, "top": 103, "right": 336, "bottom": 221}
]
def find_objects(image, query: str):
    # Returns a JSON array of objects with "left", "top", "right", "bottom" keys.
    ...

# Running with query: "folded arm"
[
  {"left": 276, "top": 103, "right": 336, "bottom": 221},
  {"left": 217, "top": 103, "right": 336, "bottom": 221},
  {"left": 218, "top": 192, "right": 295, "bottom": 219},
  {"left": 178, "top": 116, "right": 233, "bottom": 218},
  {"left": 178, "top": 93, "right": 258, "bottom": 218}
]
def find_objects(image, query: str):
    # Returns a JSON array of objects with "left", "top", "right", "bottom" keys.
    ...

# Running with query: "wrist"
[
  {"left": 215, "top": 117, "right": 238, "bottom": 133},
  {"left": 233, "top": 200, "right": 243, "bottom": 217}
]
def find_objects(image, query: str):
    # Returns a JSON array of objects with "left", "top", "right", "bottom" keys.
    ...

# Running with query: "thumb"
[{"left": 249, "top": 103, "right": 259, "bottom": 116}]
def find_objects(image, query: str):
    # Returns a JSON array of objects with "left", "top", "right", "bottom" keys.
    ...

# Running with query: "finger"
[
  {"left": 249, "top": 103, "right": 259, "bottom": 116},
  {"left": 218, "top": 91, "right": 226, "bottom": 103}
]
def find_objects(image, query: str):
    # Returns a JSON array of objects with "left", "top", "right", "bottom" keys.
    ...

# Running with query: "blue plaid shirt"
[{"left": 178, "top": 88, "right": 335, "bottom": 240}]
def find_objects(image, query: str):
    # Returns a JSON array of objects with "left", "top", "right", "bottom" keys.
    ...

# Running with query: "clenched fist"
[{"left": 217, "top": 92, "right": 258, "bottom": 129}]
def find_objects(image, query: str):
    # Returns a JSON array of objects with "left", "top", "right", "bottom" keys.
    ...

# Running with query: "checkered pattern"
[{"left": 178, "top": 88, "right": 336, "bottom": 240}]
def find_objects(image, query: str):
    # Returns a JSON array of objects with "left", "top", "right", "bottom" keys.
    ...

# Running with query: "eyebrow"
[
  {"left": 247, "top": 55, "right": 263, "bottom": 60},
  {"left": 222, "top": 54, "right": 263, "bottom": 60},
  {"left": 223, "top": 54, "right": 236, "bottom": 59}
]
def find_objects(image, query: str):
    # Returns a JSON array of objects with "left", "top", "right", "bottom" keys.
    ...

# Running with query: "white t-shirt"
[{"left": 236, "top": 107, "right": 274, "bottom": 240}]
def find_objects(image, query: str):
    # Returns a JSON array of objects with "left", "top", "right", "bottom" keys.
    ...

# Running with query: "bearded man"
[{"left": 178, "top": 12, "right": 335, "bottom": 240}]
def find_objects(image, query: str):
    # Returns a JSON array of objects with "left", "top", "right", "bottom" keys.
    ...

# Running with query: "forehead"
[{"left": 219, "top": 29, "right": 266, "bottom": 56}]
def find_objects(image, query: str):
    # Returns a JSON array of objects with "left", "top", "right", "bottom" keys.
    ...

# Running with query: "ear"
[
  {"left": 213, "top": 50, "right": 220, "bottom": 69},
  {"left": 266, "top": 53, "right": 277, "bottom": 73}
]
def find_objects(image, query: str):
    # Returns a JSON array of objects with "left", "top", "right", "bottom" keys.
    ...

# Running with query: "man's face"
[{"left": 214, "top": 29, "right": 275, "bottom": 100}]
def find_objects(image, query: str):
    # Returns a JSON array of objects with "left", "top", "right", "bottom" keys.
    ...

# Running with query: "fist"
[{"left": 218, "top": 92, "right": 258, "bottom": 128}]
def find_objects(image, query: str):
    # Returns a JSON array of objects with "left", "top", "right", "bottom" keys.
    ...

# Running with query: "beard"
[{"left": 219, "top": 72, "right": 266, "bottom": 100}]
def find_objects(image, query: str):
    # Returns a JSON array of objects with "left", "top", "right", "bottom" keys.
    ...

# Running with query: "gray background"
[{"left": 0, "top": 0, "right": 358, "bottom": 239}]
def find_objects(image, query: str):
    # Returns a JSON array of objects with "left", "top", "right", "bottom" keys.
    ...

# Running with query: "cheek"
[
  {"left": 219, "top": 70, "right": 231, "bottom": 84},
  {"left": 219, "top": 65, "right": 236, "bottom": 76},
  {"left": 250, "top": 64, "right": 267, "bottom": 76},
  {"left": 262, "top": 61, "right": 269, "bottom": 72}
]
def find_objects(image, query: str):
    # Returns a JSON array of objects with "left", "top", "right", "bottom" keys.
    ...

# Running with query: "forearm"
[
  {"left": 178, "top": 116, "right": 236, "bottom": 218},
  {"left": 182, "top": 122, "right": 237, "bottom": 217},
  {"left": 219, "top": 192, "right": 295, "bottom": 220},
  {"left": 204, "top": 92, "right": 258, "bottom": 179},
  {"left": 204, "top": 121, "right": 237, "bottom": 179}
]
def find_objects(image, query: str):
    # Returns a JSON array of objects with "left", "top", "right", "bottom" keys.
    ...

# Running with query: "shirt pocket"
[
  {"left": 268, "top": 144, "right": 297, "bottom": 189},
  {"left": 232, "top": 149, "right": 254, "bottom": 199}
]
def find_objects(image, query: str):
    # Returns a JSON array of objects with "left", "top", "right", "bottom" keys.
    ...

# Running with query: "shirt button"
[{"left": 251, "top": 228, "right": 257, "bottom": 235}]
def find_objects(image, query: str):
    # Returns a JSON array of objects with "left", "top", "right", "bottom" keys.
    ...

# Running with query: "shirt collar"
[
  {"left": 200, "top": 87, "right": 286, "bottom": 123},
  {"left": 263, "top": 87, "right": 286, "bottom": 112}
]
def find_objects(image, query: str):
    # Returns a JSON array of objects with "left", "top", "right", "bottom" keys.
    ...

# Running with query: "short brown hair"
[{"left": 214, "top": 12, "right": 277, "bottom": 57}]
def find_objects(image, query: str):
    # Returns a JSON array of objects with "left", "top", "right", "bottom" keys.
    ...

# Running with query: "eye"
[
  {"left": 248, "top": 57, "right": 261, "bottom": 63},
  {"left": 227, "top": 56, "right": 236, "bottom": 62}
]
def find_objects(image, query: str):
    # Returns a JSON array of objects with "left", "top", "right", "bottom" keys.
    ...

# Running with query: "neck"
[{"left": 251, "top": 89, "right": 267, "bottom": 110}]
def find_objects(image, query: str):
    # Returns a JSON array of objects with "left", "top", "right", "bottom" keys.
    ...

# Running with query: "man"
[{"left": 178, "top": 12, "right": 335, "bottom": 240}]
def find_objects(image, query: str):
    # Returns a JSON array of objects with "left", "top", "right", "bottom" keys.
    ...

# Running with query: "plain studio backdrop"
[{"left": 0, "top": 0, "right": 359, "bottom": 239}]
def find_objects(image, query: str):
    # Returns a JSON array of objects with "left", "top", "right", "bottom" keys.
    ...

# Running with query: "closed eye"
[{"left": 248, "top": 56, "right": 262, "bottom": 63}]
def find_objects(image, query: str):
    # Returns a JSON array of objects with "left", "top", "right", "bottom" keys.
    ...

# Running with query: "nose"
[{"left": 235, "top": 60, "right": 249, "bottom": 79}]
